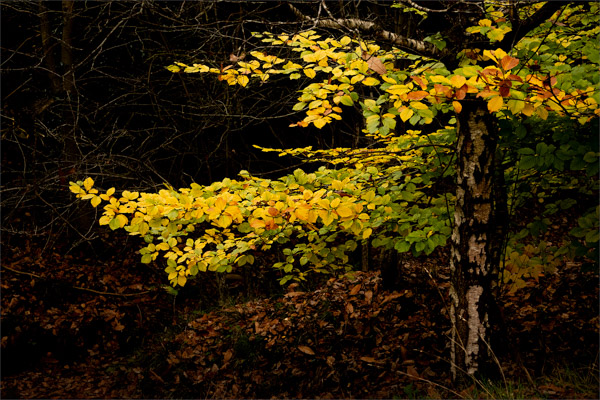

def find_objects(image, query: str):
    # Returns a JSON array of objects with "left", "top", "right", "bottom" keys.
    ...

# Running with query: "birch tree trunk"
[{"left": 450, "top": 99, "right": 499, "bottom": 383}]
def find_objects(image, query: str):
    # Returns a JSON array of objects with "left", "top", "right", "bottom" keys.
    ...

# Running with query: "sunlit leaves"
[
  {"left": 487, "top": 96, "right": 504, "bottom": 112},
  {"left": 83, "top": 177, "right": 94, "bottom": 191},
  {"left": 75, "top": 2, "right": 600, "bottom": 289},
  {"left": 362, "top": 77, "right": 380, "bottom": 86},
  {"left": 71, "top": 124, "right": 456, "bottom": 286}
]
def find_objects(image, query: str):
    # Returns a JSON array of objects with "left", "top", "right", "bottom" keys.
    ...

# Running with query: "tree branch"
[
  {"left": 500, "top": 1, "right": 565, "bottom": 50},
  {"left": 288, "top": 3, "right": 448, "bottom": 59}
]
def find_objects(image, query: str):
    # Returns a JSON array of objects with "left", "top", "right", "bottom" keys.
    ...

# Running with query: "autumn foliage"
[{"left": 70, "top": 2, "right": 598, "bottom": 290}]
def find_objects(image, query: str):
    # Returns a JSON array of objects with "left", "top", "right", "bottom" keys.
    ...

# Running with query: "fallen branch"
[{"left": 2, "top": 264, "right": 153, "bottom": 297}]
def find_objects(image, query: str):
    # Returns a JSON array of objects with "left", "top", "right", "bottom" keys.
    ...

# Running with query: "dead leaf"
[
  {"left": 406, "top": 365, "right": 420, "bottom": 380},
  {"left": 224, "top": 349, "right": 233, "bottom": 362},
  {"left": 345, "top": 303, "right": 354, "bottom": 314},
  {"left": 381, "top": 292, "right": 403, "bottom": 305},
  {"left": 298, "top": 345, "right": 315, "bottom": 355},
  {"left": 285, "top": 291, "right": 305, "bottom": 298},
  {"left": 360, "top": 356, "right": 382, "bottom": 364},
  {"left": 229, "top": 52, "right": 245, "bottom": 62},
  {"left": 362, "top": 51, "right": 386, "bottom": 75},
  {"left": 350, "top": 284, "right": 361, "bottom": 296}
]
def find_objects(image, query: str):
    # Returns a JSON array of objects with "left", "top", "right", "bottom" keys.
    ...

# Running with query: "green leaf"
[
  {"left": 519, "top": 156, "right": 537, "bottom": 170},
  {"left": 518, "top": 148, "right": 535, "bottom": 155},
  {"left": 293, "top": 102, "right": 307, "bottom": 111},
  {"left": 394, "top": 241, "right": 411, "bottom": 253},
  {"left": 109, "top": 218, "right": 121, "bottom": 230},
  {"left": 340, "top": 95, "right": 354, "bottom": 106},
  {"left": 585, "top": 229, "right": 599, "bottom": 244},
  {"left": 583, "top": 151, "right": 598, "bottom": 163}
]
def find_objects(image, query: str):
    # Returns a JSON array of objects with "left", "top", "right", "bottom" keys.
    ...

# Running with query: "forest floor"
[{"left": 1, "top": 232, "right": 598, "bottom": 399}]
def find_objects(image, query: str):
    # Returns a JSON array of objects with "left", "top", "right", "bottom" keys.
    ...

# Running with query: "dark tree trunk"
[{"left": 449, "top": 99, "right": 499, "bottom": 384}]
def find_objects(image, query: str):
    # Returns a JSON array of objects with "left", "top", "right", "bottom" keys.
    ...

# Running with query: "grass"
[{"left": 460, "top": 362, "right": 600, "bottom": 399}]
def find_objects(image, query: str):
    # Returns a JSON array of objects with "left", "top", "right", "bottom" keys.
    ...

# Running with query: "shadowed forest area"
[{"left": 1, "top": 1, "right": 598, "bottom": 399}]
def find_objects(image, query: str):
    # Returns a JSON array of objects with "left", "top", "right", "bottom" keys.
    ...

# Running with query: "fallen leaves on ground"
[{"left": 1, "top": 237, "right": 598, "bottom": 399}]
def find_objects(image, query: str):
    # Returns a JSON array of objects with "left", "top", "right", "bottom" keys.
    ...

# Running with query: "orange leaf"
[
  {"left": 434, "top": 83, "right": 452, "bottom": 98},
  {"left": 268, "top": 207, "right": 279, "bottom": 216},
  {"left": 407, "top": 91, "right": 429, "bottom": 100},
  {"left": 500, "top": 55, "right": 519, "bottom": 71},
  {"left": 298, "top": 345, "right": 315, "bottom": 355},
  {"left": 350, "top": 283, "right": 362, "bottom": 296},
  {"left": 411, "top": 76, "right": 427, "bottom": 90},
  {"left": 455, "top": 85, "right": 468, "bottom": 100},
  {"left": 452, "top": 101, "right": 462, "bottom": 113}
]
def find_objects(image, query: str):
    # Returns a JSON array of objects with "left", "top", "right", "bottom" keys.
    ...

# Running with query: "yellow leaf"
[
  {"left": 216, "top": 215, "right": 233, "bottom": 228},
  {"left": 535, "top": 105, "right": 548, "bottom": 120},
  {"left": 177, "top": 275, "right": 187, "bottom": 287},
  {"left": 116, "top": 214, "right": 128, "bottom": 228},
  {"left": 522, "top": 103, "right": 534, "bottom": 116},
  {"left": 122, "top": 190, "right": 139, "bottom": 200},
  {"left": 336, "top": 205, "right": 354, "bottom": 218},
  {"left": 304, "top": 68, "right": 316, "bottom": 79},
  {"left": 83, "top": 177, "right": 94, "bottom": 191},
  {"left": 105, "top": 187, "right": 115, "bottom": 196},
  {"left": 362, "top": 227, "right": 373, "bottom": 239},
  {"left": 450, "top": 75, "right": 466, "bottom": 88},
  {"left": 399, "top": 107, "right": 414, "bottom": 122},
  {"left": 487, "top": 96, "right": 504, "bottom": 112},
  {"left": 156, "top": 243, "right": 170, "bottom": 251},
  {"left": 237, "top": 75, "right": 249, "bottom": 87},
  {"left": 340, "top": 36, "right": 351, "bottom": 46},
  {"left": 386, "top": 85, "right": 410, "bottom": 95},
  {"left": 350, "top": 74, "right": 365, "bottom": 84},
  {"left": 99, "top": 215, "right": 112, "bottom": 225},
  {"left": 362, "top": 77, "right": 380, "bottom": 86},
  {"left": 483, "top": 49, "right": 497, "bottom": 62},
  {"left": 313, "top": 118, "right": 327, "bottom": 129},
  {"left": 410, "top": 101, "right": 428, "bottom": 110},
  {"left": 91, "top": 196, "right": 102, "bottom": 208},
  {"left": 215, "top": 197, "right": 227, "bottom": 211},
  {"left": 69, "top": 183, "right": 83, "bottom": 194}
]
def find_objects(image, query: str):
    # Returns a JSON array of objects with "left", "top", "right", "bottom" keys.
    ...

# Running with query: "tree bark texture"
[{"left": 449, "top": 99, "right": 499, "bottom": 383}]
